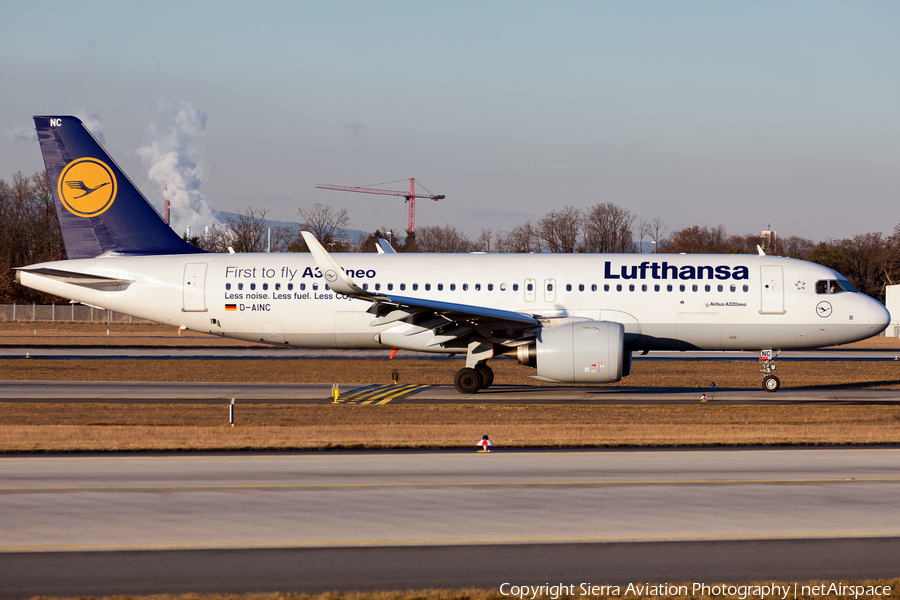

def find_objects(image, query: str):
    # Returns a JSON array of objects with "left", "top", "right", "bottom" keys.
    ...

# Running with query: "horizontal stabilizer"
[{"left": 16, "top": 267, "right": 133, "bottom": 288}]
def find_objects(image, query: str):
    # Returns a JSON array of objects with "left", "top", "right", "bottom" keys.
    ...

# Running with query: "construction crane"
[{"left": 315, "top": 178, "right": 444, "bottom": 233}]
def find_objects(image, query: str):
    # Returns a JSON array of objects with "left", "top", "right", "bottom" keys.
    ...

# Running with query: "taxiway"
[{"left": 1, "top": 448, "right": 899, "bottom": 596}]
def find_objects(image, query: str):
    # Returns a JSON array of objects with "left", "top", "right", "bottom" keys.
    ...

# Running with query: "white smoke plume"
[
  {"left": 136, "top": 101, "right": 217, "bottom": 236},
  {"left": 74, "top": 111, "right": 107, "bottom": 145},
  {"left": 3, "top": 124, "right": 36, "bottom": 143}
]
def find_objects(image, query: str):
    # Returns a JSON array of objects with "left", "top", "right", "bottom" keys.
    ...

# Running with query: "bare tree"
[
  {"left": 646, "top": 216, "right": 668, "bottom": 254},
  {"left": 297, "top": 203, "right": 350, "bottom": 251},
  {"left": 472, "top": 228, "right": 493, "bottom": 253},
  {"left": 496, "top": 221, "right": 541, "bottom": 253},
  {"left": 538, "top": 206, "right": 582, "bottom": 253},
  {"left": 200, "top": 206, "right": 295, "bottom": 253},
  {"left": 581, "top": 203, "right": 636, "bottom": 253},
  {"left": 415, "top": 225, "right": 472, "bottom": 253},
  {"left": 658, "top": 224, "right": 728, "bottom": 254},
  {"left": 0, "top": 171, "right": 67, "bottom": 303}
]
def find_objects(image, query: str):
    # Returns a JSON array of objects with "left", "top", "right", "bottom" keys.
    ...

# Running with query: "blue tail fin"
[{"left": 33, "top": 115, "right": 206, "bottom": 259}]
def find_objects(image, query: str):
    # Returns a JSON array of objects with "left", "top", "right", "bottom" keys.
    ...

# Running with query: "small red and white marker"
[
  {"left": 477, "top": 436, "right": 494, "bottom": 453},
  {"left": 700, "top": 394, "right": 708, "bottom": 402}
]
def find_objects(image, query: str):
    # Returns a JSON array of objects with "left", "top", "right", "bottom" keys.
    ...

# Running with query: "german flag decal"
[{"left": 225, "top": 304, "right": 237, "bottom": 311}]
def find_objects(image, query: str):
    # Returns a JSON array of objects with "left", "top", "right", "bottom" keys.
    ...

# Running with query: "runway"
[
  {"left": 2, "top": 380, "right": 900, "bottom": 404},
  {"left": 1, "top": 448, "right": 899, "bottom": 596}
]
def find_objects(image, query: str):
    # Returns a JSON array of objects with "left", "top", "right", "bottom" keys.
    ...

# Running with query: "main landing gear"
[
  {"left": 453, "top": 339, "right": 495, "bottom": 394},
  {"left": 760, "top": 349, "right": 781, "bottom": 392},
  {"left": 454, "top": 362, "right": 494, "bottom": 394}
]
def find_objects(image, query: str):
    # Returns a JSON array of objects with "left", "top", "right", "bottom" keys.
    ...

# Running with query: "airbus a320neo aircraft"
[{"left": 18, "top": 116, "right": 890, "bottom": 393}]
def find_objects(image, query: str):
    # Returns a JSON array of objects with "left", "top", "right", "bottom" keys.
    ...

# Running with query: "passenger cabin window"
[
  {"left": 513, "top": 284, "right": 519, "bottom": 291},
  {"left": 226, "top": 283, "right": 231, "bottom": 290},
  {"left": 463, "top": 284, "right": 468, "bottom": 291},
  {"left": 527, "top": 283, "right": 533, "bottom": 292},
  {"left": 399, "top": 283, "right": 405, "bottom": 291},
  {"left": 412, "top": 283, "right": 418, "bottom": 291},
  {"left": 425, "top": 283, "right": 431, "bottom": 291},
  {"left": 591, "top": 284, "right": 597, "bottom": 292},
  {"left": 488, "top": 284, "right": 494, "bottom": 291},
  {"left": 438, "top": 284, "right": 444, "bottom": 291},
  {"left": 238, "top": 283, "right": 244, "bottom": 291},
  {"left": 275, "top": 283, "right": 281, "bottom": 290},
  {"left": 475, "top": 283, "right": 481, "bottom": 291},
  {"left": 263, "top": 283, "right": 268, "bottom": 290},
  {"left": 288, "top": 283, "right": 293, "bottom": 291},
  {"left": 500, "top": 283, "right": 506, "bottom": 291},
  {"left": 250, "top": 283, "right": 256, "bottom": 291},
  {"left": 387, "top": 283, "right": 393, "bottom": 291},
  {"left": 450, "top": 284, "right": 456, "bottom": 291}
]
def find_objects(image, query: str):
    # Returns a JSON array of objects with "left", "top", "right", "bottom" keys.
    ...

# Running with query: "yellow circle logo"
[{"left": 58, "top": 158, "right": 117, "bottom": 217}]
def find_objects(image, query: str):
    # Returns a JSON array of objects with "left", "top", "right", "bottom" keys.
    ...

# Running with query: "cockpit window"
[{"left": 816, "top": 279, "right": 853, "bottom": 294}]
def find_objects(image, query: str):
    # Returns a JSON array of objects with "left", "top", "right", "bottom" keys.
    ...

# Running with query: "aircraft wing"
[{"left": 301, "top": 232, "right": 538, "bottom": 347}]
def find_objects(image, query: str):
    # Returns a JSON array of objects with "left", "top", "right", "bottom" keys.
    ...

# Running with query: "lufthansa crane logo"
[
  {"left": 324, "top": 270, "right": 338, "bottom": 283},
  {"left": 817, "top": 301, "right": 833, "bottom": 318},
  {"left": 58, "top": 158, "right": 117, "bottom": 217}
]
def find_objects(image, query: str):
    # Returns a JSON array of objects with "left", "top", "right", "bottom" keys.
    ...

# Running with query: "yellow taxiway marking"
[
  {"left": 336, "top": 384, "right": 430, "bottom": 405},
  {"left": 3, "top": 477, "right": 900, "bottom": 493},
  {"left": 4, "top": 531, "right": 900, "bottom": 553}
]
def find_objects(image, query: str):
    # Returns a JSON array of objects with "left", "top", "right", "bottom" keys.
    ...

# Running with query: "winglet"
[
  {"left": 757, "top": 245, "right": 766, "bottom": 256},
  {"left": 301, "top": 231, "right": 366, "bottom": 297},
  {"left": 377, "top": 238, "right": 397, "bottom": 254}
]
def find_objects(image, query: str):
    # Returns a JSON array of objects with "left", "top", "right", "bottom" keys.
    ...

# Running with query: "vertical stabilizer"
[{"left": 33, "top": 116, "right": 206, "bottom": 259}]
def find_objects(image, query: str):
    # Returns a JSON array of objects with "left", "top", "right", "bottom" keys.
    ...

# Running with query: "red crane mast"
[{"left": 315, "top": 178, "right": 444, "bottom": 233}]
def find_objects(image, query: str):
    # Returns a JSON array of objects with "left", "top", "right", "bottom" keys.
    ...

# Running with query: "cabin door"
[
  {"left": 182, "top": 263, "right": 208, "bottom": 312},
  {"left": 760, "top": 266, "right": 785, "bottom": 314}
]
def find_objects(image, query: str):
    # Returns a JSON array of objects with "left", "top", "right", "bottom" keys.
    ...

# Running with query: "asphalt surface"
[
  {"left": 1, "top": 449, "right": 899, "bottom": 596},
  {"left": 3, "top": 380, "right": 900, "bottom": 404}
]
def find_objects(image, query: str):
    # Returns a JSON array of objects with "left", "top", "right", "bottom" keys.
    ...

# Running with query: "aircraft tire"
[
  {"left": 763, "top": 375, "right": 781, "bottom": 392},
  {"left": 475, "top": 364, "right": 494, "bottom": 390},
  {"left": 454, "top": 368, "right": 483, "bottom": 394}
]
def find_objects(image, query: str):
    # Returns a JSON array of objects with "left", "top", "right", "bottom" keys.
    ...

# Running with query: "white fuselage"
[{"left": 19, "top": 251, "right": 890, "bottom": 353}]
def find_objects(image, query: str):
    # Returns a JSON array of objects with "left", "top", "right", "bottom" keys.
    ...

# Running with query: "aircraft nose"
[{"left": 866, "top": 295, "right": 891, "bottom": 335}]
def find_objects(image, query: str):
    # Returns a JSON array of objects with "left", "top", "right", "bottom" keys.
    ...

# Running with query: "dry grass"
[
  {"left": 16, "top": 580, "right": 900, "bottom": 600},
  {"left": 2, "top": 403, "right": 900, "bottom": 452}
]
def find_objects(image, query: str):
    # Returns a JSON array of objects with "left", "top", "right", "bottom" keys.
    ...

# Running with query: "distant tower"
[{"left": 761, "top": 224, "right": 777, "bottom": 255}]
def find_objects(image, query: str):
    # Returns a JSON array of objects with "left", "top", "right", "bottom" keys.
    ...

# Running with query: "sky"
[{"left": 1, "top": 1, "right": 898, "bottom": 243}]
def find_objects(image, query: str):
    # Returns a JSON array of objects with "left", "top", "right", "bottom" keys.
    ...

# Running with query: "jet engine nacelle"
[{"left": 511, "top": 320, "right": 626, "bottom": 384}]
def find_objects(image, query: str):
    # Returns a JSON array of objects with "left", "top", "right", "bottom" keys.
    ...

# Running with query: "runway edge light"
[{"left": 229, "top": 398, "right": 235, "bottom": 427}]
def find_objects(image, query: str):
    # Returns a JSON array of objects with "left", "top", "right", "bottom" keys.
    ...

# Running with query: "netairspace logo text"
[{"left": 499, "top": 581, "right": 892, "bottom": 599}]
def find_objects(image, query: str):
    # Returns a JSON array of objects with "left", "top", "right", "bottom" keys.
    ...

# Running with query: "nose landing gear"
[{"left": 760, "top": 349, "right": 781, "bottom": 392}]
